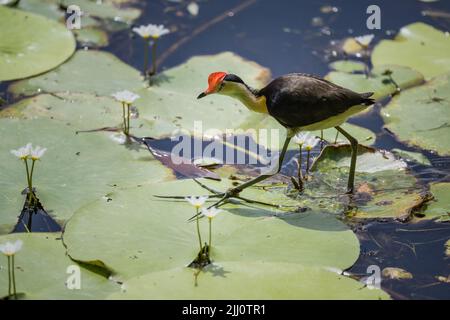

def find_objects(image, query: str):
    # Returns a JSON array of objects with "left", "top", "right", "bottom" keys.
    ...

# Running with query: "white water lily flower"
[
  {"left": 10, "top": 143, "right": 32, "bottom": 160},
  {"left": 185, "top": 196, "right": 208, "bottom": 208},
  {"left": 355, "top": 34, "right": 374, "bottom": 47},
  {"left": 0, "top": 240, "right": 23, "bottom": 256},
  {"left": 31, "top": 145, "right": 47, "bottom": 160},
  {"left": 292, "top": 132, "right": 311, "bottom": 146},
  {"left": 202, "top": 207, "right": 221, "bottom": 219},
  {"left": 112, "top": 90, "right": 140, "bottom": 104},
  {"left": 305, "top": 136, "right": 320, "bottom": 151},
  {"left": 133, "top": 24, "right": 170, "bottom": 39}
]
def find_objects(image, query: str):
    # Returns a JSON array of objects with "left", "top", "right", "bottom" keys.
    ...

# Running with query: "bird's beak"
[{"left": 197, "top": 92, "right": 207, "bottom": 99}]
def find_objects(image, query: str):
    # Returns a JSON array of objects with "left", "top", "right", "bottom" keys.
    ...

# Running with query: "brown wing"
[{"left": 259, "top": 73, "right": 373, "bottom": 128}]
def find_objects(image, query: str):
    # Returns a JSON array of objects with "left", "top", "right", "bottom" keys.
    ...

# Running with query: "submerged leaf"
[{"left": 382, "top": 267, "right": 413, "bottom": 280}]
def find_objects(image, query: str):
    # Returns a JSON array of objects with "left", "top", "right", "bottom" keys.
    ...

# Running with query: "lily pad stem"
[
  {"left": 298, "top": 144, "right": 303, "bottom": 182},
  {"left": 306, "top": 148, "right": 311, "bottom": 175},
  {"left": 127, "top": 103, "right": 131, "bottom": 136},
  {"left": 151, "top": 39, "right": 158, "bottom": 76},
  {"left": 144, "top": 38, "right": 149, "bottom": 78},
  {"left": 122, "top": 102, "right": 127, "bottom": 134},
  {"left": 208, "top": 218, "right": 212, "bottom": 256},
  {"left": 12, "top": 255, "right": 17, "bottom": 299},
  {"left": 7, "top": 256, "right": 11, "bottom": 298}
]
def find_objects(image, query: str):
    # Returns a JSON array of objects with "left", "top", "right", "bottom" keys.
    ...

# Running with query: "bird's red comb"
[{"left": 206, "top": 72, "right": 227, "bottom": 93}]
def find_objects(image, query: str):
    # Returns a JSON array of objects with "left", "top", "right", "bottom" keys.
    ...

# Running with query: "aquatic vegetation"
[
  {"left": 326, "top": 64, "right": 424, "bottom": 102},
  {"left": 382, "top": 73, "right": 450, "bottom": 156},
  {"left": 292, "top": 132, "right": 308, "bottom": 188},
  {"left": 354, "top": 34, "right": 374, "bottom": 77},
  {"left": 304, "top": 135, "right": 320, "bottom": 175},
  {"left": 10, "top": 143, "right": 46, "bottom": 208},
  {"left": 372, "top": 22, "right": 450, "bottom": 79},
  {"left": 185, "top": 196, "right": 208, "bottom": 254},
  {"left": 133, "top": 24, "right": 170, "bottom": 79},
  {"left": 112, "top": 90, "right": 140, "bottom": 136},
  {"left": 0, "top": 6, "right": 75, "bottom": 81},
  {"left": 0, "top": 0, "right": 448, "bottom": 298},
  {"left": 0, "top": 239, "right": 22, "bottom": 299},
  {"left": 201, "top": 207, "right": 221, "bottom": 255},
  {"left": 62, "top": 179, "right": 388, "bottom": 299},
  {"left": 9, "top": 50, "right": 143, "bottom": 98}
]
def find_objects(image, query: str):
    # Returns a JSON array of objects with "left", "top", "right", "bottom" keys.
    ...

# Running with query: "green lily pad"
[
  {"left": 0, "top": 6, "right": 76, "bottom": 81},
  {"left": 326, "top": 65, "right": 424, "bottom": 101},
  {"left": 107, "top": 262, "right": 388, "bottom": 300},
  {"left": 74, "top": 28, "right": 109, "bottom": 47},
  {"left": 372, "top": 23, "right": 450, "bottom": 80},
  {"left": 391, "top": 148, "right": 431, "bottom": 166},
  {"left": 0, "top": 233, "right": 119, "bottom": 299},
  {"left": 63, "top": 179, "right": 360, "bottom": 281},
  {"left": 60, "top": 0, "right": 141, "bottom": 23},
  {"left": 0, "top": 116, "right": 173, "bottom": 232},
  {"left": 309, "top": 145, "right": 423, "bottom": 219},
  {"left": 17, "top": 0, "right": 64, "bottom": 20},
  {"left": 0, "top": 92, "right": 152, "bottom": 136},
  {"left": 329, "top": 60, "right": 366, "bottom": 73},
  {"left": 9, "top": 50, "right": 144, "bottom": 97},
  {"left": 382, "top": 73, "right": 450, "bottom": 156},
  {"left": 423, "top": 182, "right": 450, "bottom": 221}
]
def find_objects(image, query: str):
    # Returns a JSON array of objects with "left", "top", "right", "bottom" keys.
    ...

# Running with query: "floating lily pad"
[
  {"left": 391, "top": 148, "right": 431, "bottom": 166},
  {"left": 17, "top": 0, "right": 64, "bottom": 20},
  {"left": 423, "top": 182, "right": 450, "bottom": 221},
  {"left": 382, "top": 73, "right": 450, "bottom": 156},
  {"left": 107, "top": 262, "right": 388, "bottom": 300},
  {"left": 326, "top": 65, "right": 424, "bottom": 101},
  {"left": 309, "top": 145, "right": 423, "bottom": 219},
  {"left": 63, "top": 179, "right": 360, "bottom": 282},
  {"left": 0, "top": 233, "right": 118, "bottom": 299},
  {"left": 0, "top": 6, "right": 76, "bottom": 81},
  {"left": 9, "top": 50, "right": 144, "bottom": 97},
  {"left": 0, "top": 92, "right": 154, "bottom": 136},
  {"left": 372, "top": 23, "right": 450, "bottom": 79},
  {"left": 329, "top": 60, "right": 366, "bottom": 73},
  {"left": 74, "top": 28, "right": 109, "bottom": 47},
  {"left": 61, "top": 0, "right": 141, "bottom": 23},
  {"left": 0, "top": 117, "right": 173, "bottom": 232}
]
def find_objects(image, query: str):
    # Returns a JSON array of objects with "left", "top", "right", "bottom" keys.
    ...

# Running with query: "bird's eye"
[{"left": 218, "top": 82, "right": 225, "bottom": 92}]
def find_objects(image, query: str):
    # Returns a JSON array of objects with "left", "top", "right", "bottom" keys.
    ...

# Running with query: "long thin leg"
[
  {"left": 201, "top": 137, "right": 292, "bottom": 211},
  {"left": 335, "top": 126, "right": 358, "bottom": 193},
  {"left": 232, "top": 136, "right": 291, "bottom": 193}
]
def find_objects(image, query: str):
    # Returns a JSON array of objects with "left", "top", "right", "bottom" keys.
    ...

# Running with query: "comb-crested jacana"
[{"left": 196, "top": 72, "right": 374, "bottom": 208}]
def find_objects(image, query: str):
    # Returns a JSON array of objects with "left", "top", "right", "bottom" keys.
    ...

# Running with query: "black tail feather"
[{"left": 361, "top": 92, "right": 375, "bottom": 105}]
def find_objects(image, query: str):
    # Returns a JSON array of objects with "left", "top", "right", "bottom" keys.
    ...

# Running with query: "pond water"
[{"left": 1, "top": 0, "right": 449, "bottom": 300}]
